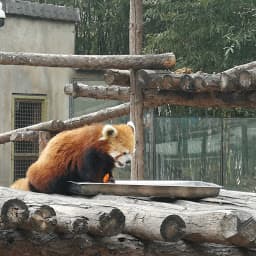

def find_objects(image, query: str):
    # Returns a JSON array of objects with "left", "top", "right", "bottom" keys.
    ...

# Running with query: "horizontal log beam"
[
  {"left": 0, "top": 104, "right": 130, "bottom": 144},
  {"left": 239, "top": 68, "right": 256, "bottom": 89},
  {"left": 104, "top": 67, "right": 256, "bottom": 92},
  {"left": 0, "top": 51, "right": 176, "bottom": 70},
  {"left": 65, "top": 82, "right": 256, "bottom": 108},
  {"left": 90, "top": 194, "right": 256, "bottom": 247},
  {"left": 0, "top": 120, "right": 63, "bottom": 144},
  {"left": 221, "top": 61, "right": 256, "bottom": 91},
  {"left": 63, "top": 102, "right": 130, "bottom": 130},
  {"left": 0, "top": 187, "right": 125, "bottom": 237},
  {"left": 9, "top": 131, "right": 39, "bottom": 142},
  {"left": 64, "top": 82, "right": 130, "bottom": 100},
  {"left": 104, "top": 69, "right": 130, "bottom": 86},
  {"left": 1, "top": 231, "right": 256, "bottom": 256}
]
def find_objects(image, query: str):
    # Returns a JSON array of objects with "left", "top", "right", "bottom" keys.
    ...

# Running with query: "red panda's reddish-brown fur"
[{"left": 10, "top": 123, "right": 135, "bottom": 194}]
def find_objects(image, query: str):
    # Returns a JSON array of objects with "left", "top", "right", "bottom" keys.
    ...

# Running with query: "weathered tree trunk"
[
  {"left": 239, "top": 68, "right": 256, "bottom": 89},
  {"left": 91, "top": 194, "right": 256, "bottom": 247},
  {"left": 0, "top": 51, "right": 176, "bottom": 70},
  {"left": 104, "top": 69, "right": 130, "bottom": 86},
  {"left": 129, "top": 0, "right": 145, "bottom": 180},
  {"left": 10, "top": 131, "right": 39, "bottom": 142},
  {"left": 0, "top": 187, "right": 125, "bottom": 237},
  {"left": 64, "top": 82, "right": 130, "bottom": 100},
  {"left": 0, "top": 120, "right": 64, "bottom": 144},
  {"left": 65, "top": 82, "right": 256, "bottom": 108},
  {"left": 221, "top": 61, "right": 256, "bottom": 91},
  {"left": 0, "top": 198, "right": 29, "bottom": 229},
  {"left": 63, "top": 102, "right": 130, "bottom": 130},
  {"left": 1, "top": 231, "right": 256, "bottom": 256}
]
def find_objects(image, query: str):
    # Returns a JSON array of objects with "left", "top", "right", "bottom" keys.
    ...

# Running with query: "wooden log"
[
  {"left": 143, "top": 89, "right": 256, "bottom": 108},
  {"left": 63, "top": 102, "right": 130, "bottom": 130},
  {"left": 52, "top": 206, "right": 88, "bottom": 234},
  {"left": 0, "top": 232, "right": 145, "bottom": 256},
  {"left": 91, "top": 194, "right": 256, "bottom": 247},
  {"left": 0, "top": 51, "right": 176, "bottom": 70},
  {"left": 65, "top": 82, "right": 256, "bottom": 109},
  {"left": 239, "top": 68, "right": 256, "bottom": 89},
  {"left": 0, "top": 120, "right": 64, "bottom": 144},
  {"left": 87, "top": 196, "right": 186, "bottom": 242},
  {"left": 0, "top": 187, "right": 125, "bottom": 237},
  {"left": 104, "top": 69, "right": 130, "bottom": 86},
  {"left": 10, "top": 131, "right": 39, "bottom": 142},
  {"left": 39, "top": 131, "right": 53, "bottom": 154},
  {"left": 145, "top": 240, "right": 256, "bottom": 256},
  {"left": 0, "top": 199, "right": 29, "bottom": 229},
  {"left": 52, "top": 205, "right": 124, "bottom": 237},
  {"left": 26, "top": 205, "right": 57, "bottom": 233},
  {"left": 130, "top": 69, "right": 145, "bottom": 180},
  {"left": 220, "top": 61, "right": 256, "bottom": 91},
  {"left": 182, "top": 210, "right": 256, "bottom": 247},
  {"left": 64, "top": 82, "right": 130, "bottom": 100},
  {"left": 1, "top": 230, "right": 256, "bottom": 256},
  {"left": 129, "top": 0, "right": 145, "bottom": 180},
  {"left": 138, "top": 70, "right": 221, "bottom": 91}
]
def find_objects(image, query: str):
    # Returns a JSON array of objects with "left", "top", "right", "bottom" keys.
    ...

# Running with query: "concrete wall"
[{"left": 0, "top": 16, "right": 76, "bottom": 186}]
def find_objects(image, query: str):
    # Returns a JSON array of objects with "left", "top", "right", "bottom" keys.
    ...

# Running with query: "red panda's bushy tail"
[{"left": 10, "top": 178, "right": 30, "bottom": 191}]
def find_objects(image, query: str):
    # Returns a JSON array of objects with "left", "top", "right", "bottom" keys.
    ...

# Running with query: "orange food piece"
[{"left": 103, "top": 173, "right": 110, "bottom": 183}]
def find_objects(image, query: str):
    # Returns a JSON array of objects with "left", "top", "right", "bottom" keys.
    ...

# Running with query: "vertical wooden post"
[
  {"left": 129, "top": 0, "right": 144, "bottom": 179},
  {"left": 39, "top": 131, "right": 52, "bottom": 155}
]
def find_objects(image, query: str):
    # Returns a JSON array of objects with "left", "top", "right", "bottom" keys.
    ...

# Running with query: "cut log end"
[
  {"left": 97, "top": 208, "right": 125, "bottom": 237},
  {"left": 1, "top": 199, "right": 29, "bottom": 228},
  {"left": 30, "top": 205, "right": 57, "bottom": 232},
  {"left": 160, "top": 214, "right": 186, "bottom": 242},
  {"left": 72, "top": 217, "right": 89, "bottom": 234}
]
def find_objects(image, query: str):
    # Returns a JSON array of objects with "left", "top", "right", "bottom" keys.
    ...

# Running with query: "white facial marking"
[{"left": 110, "top": 151, "right": 132, "bottom": 168}]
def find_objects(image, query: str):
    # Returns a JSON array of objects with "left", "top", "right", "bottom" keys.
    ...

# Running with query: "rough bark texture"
[
  {"left": 129, "top": 0, "right": 145, "bottom": 180},
  {"left": 9, "top": 131, "right": 39, "bottom": 142},
  {"left": 65, "top": 82, "right": 256, "bottom": 108},
  {"left": 0, "top": 51, "right": 176, "bottom": 70},
  {"left": 104, "top": 69, "right": 130, "bottom": 86},
  {"left": 63, "top": 102, "right": 130, "bottom": 130},
  {"left": 239, "top": 68, "right": 256, "bottom": 89},
  {"left": 0, "top": 187, "right": 125, "bottom": 237},
  {"left": 1, "top": 187, "right": 256, "bottom": 255},
  {"left": 0, "top": 120, "right": 63, "bottom": 144},
  {"left": 64, "top": 82, "right": 130, "bottom": 100},
  {"left": 221, "top": 61, "right": 256, "bottom": 91}
]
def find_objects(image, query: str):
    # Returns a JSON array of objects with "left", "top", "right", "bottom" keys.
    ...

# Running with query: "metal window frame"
[{"left": 10, "top": 94, "right": 47, "bottom": 182}]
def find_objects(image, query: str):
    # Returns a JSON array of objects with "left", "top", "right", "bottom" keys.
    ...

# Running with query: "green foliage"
[
  {"left": 74, "top": 0, "right": 129, "bottom": 54},
  {"left": 144, "top": 0, "right": 256, "bottom": 73}
]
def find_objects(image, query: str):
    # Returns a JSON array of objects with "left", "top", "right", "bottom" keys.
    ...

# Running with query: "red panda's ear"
[
  {"left": 99, "top": 124, "right": 118, "bottom": 141},
  {"left": 127, "top": 121, "right": 135, "bottom": 133}
]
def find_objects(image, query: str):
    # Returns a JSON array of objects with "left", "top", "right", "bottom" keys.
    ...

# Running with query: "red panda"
[{"left": 10, "top": 122, "right": 135, "bottom": 194}]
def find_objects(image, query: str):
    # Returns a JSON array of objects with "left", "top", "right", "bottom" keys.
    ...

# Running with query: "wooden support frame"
[
  {"left": 129, "top": 0, "right": 145, "bottom": 180},
  {"left": 0, "top": 51, "right": 175, "bottom": 70}
]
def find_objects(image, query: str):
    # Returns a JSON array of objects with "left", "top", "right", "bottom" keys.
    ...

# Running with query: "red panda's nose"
[{"left": 126, "top": 159, "right": 131, "bottom": 165}]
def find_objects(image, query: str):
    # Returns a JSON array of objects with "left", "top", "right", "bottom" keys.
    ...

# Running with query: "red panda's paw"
[{"left": 103, "top": 173, "right": 115, "bottom": 183}]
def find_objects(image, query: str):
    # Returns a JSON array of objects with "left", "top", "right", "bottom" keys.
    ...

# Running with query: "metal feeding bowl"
[{"left": 68, "top": 180, "right": 221, "bottom": 199}]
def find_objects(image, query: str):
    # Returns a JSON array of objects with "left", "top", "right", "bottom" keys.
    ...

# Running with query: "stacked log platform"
[{"left": 1, "top": 186, "right": 256, "bottom": 255}]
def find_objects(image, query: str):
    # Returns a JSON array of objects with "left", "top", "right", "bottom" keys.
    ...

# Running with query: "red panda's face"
[{"left": 99, "top": 122, "right": 135, "bottom": 168}]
